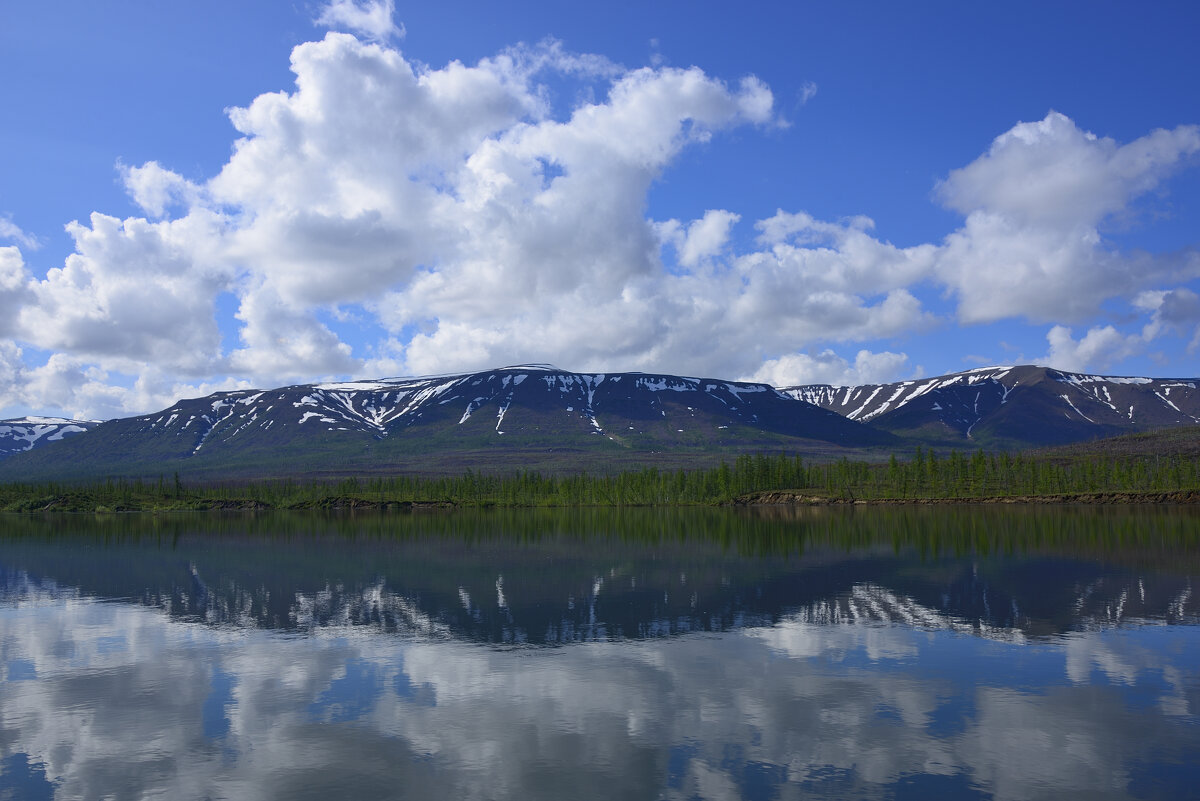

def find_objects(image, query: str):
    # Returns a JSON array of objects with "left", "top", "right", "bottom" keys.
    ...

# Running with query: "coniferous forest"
[{"left": 3, "top": 448, "right": 1200, "bottom": 512}]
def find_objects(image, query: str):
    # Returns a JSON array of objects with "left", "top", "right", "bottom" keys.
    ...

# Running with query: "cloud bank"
[{"left": 1, "top": 3, "right": 1197, "bottom": 418}]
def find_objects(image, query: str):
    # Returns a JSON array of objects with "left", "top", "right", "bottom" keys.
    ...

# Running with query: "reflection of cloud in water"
[{"left": 2, "top": 576, "right": 1198, "bottom": 800}]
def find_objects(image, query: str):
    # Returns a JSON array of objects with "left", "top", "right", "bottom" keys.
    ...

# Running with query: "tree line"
[{"left": 2, "top": 449, "right": 1200, "bottom": 512}]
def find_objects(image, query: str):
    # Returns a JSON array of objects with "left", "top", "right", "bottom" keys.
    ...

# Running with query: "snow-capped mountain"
[
  {"left": 9, "top": 363, "right": 1200, "bottom": 478},
  {"left": 0, "top": 417, "right": 98, "bottom": 459},
  {"left": 784, "top": 365, "right": 1200, "bottom": 447},
  {"left": 0, "top": 365, "right": 892, "bottom": 480}
]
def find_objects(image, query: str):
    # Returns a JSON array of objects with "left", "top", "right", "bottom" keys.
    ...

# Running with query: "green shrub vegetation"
[{"left": 2, "top": 448, "right": 1200, "bottom": 512}]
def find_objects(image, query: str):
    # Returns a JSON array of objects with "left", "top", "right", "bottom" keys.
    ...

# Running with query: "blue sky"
[{"left": 1, "top": 0, "right": 1198, "bottom": 419}]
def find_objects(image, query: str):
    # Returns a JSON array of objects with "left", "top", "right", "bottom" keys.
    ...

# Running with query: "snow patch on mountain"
[{"left": 0, "top": 417, "right": 99, "bottom": 457}]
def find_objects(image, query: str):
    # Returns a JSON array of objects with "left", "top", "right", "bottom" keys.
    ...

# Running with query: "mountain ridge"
[
  {"left": 0, "top": 366, "right": 892, "bottom": 480},
  {"left": 5, "top": 363, "right": 1200, "bottom": 479},
  {"left": 784, "top": 364, "right": 1200, "bottom": 448}
]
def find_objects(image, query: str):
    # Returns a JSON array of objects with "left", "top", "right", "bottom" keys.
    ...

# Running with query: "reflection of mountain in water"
[
  {"left": 784, "top": 579, "right": 1197, "bottom": 642},
  {"left": 2, "top": 505, "right": 1197, "bottom": 644},
  {"left": 274, "top": 571, "right": 1197, "bottom": 644}
]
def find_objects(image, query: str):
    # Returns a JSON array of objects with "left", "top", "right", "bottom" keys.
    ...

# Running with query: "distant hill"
[
  {"left": 0, "top": 365, "right": 894, "bottom": 481},
  {"left": 1035, "top": 425, "right": 1200, "bottom": 461},
  {"left": 783, "top": 365, "right": 1200, "bottom": 449}
]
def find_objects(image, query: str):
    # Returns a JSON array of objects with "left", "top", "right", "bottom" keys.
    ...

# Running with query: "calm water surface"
[{"left": 1, "top": 505, "right": 1198, "bottom": 800}]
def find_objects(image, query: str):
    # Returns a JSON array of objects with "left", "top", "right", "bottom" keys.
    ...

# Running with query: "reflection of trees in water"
[
  {"left": 2, "top": 506, "right": 1196, "bottom": 643},
  {"left": 3, "top": 502, "right": 1200, "bottom": 557}
]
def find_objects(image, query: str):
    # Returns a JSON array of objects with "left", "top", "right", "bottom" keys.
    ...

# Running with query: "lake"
[{"left": 1, "top": 505, "right": 1198, "bottom": 800}]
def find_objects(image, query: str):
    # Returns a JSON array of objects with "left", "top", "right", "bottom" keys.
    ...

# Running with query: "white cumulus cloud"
[
  {"left": 121, "top": 161, "right": 202, "bottom": 219},
  {"left": 0, "top": 216, "right": 40, "bottom": 250},
  {"left": 657, "top": 209, "right": 741, "bottom": 268},
  {"left": 18, "top": 211, "right": 231, "bottom": 376},
  {"left": 0, "top": 247, "right": 33, "bottom": 336},
  {"left": 1042, "top": 325, "right": 1146, "bottom": 373},
  {"left": 935, "top": 112, "right": 1200, "bottom": 324},
  {"left": 1136, "top": 287, "right": 1200, "bottom": 352},
  {"left": 747, "top": 349, "right": 912, "bottom": 388},
  {"left": 315, "top": 0, "right": 403, "bottom": 42}
]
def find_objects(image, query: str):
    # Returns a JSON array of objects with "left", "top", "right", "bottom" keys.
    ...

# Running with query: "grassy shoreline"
[
  {"left": 735, "top": 489, "right": 1200, "bottom": 506},
  {"left": 7, "top": 488, "right": 1200, "bottom": 515}
]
